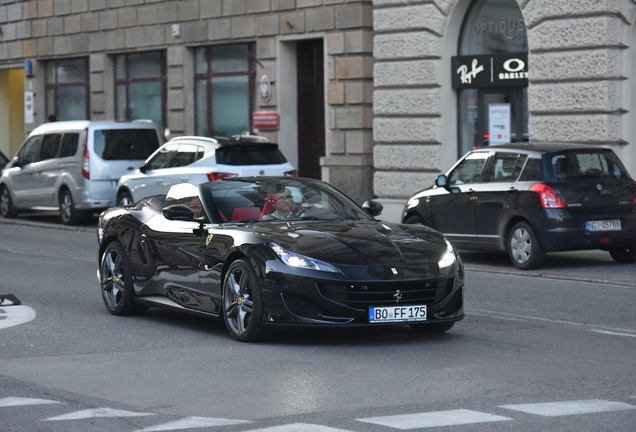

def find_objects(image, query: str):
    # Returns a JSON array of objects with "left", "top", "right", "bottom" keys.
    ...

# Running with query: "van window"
[
  {"left": 20, "top": 136, "right": 41, "bottom": 165},
  {"left": 60, "top": 133, "right": 79, "bottom": 157},
  {"left": 93, "top": 129, "right": 160, "bottom": 161},
  {"left": 39, "top": 134, "right": 61, "bottom": 161}
]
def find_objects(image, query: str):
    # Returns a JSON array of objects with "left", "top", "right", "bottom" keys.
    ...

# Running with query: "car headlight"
[
  {"left": 438, "top": 238, "right": 457, "bottom": 268},
  {"left": 269, "top": 243, "right": 338, "bottom": 273}
]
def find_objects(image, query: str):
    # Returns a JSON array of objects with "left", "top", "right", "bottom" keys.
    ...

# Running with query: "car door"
[
  {"left": 127, "top": 143, "right": 179, "bottom": 200},
  {"left": 28, "top": 133, "right": 62, "bottom": 206},
  {"left": 428, "top": 151, "right": 489, "bottom": 246},
  {"left": 474, "top": 151, "right": 529, "bottom": 246},
  {"left": 9, "top": 135, "right": 42, "bottom": 206},
  {"left": 160, "top": 143, "right": 205, "bottom": 188}
]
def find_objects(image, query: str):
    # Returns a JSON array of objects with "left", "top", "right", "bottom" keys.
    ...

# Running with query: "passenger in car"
[{"left": 262, "top": 187, "right": 294, "bottom": 219}]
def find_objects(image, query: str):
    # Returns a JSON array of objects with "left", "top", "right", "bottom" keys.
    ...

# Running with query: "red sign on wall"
[{"left": 253, "top": 111, "right": 279, "bottom": 130}]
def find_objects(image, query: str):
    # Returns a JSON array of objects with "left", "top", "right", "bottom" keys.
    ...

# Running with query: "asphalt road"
[{"left": 1, "top": 213, "right": 635, "bottom": 432}]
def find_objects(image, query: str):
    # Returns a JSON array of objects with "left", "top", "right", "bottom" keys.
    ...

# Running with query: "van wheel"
[
  {"left": 59, "top": 189, "right": 82, "bottom": 225},
  {"left": 0, "top": 186, "right": 17, "bottom": 218},
  {"left": 117, "top": 191, "right": 133, "bottom": 207},
  {"left": 508, "top": 222, "right": 545, "bottom": 270}
]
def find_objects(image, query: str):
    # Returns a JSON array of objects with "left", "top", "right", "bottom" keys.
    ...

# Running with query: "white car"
[{"left": 115, "top": 135, "right": 297, "bottom": 206}]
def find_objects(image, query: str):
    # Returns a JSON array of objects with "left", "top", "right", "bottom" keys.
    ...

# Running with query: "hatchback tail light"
[
  {"left": 531, "top": 183, "right": 565, "bottom": 208},
  {"left": 207, "top": 172, "right": 238, "bottom": 181},
  {"left": 284, "top": 169, "right": 298, "bottom": 177},
  {"left": 81, "top": 128, "right": 89, "bottom": 179}
]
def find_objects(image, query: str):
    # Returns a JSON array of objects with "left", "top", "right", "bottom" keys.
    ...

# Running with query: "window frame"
[{"left": 45, "top": 58, "right": 90, "bottom": 120}]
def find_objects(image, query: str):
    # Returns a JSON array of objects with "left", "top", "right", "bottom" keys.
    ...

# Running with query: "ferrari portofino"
[{"left": 97, "top": 177, "right": 464, "bottom": 341}]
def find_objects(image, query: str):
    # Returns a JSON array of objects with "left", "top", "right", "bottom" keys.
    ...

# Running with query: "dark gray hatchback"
[{"left": 402, "top": 143, "right": 636, "bottom": 269}]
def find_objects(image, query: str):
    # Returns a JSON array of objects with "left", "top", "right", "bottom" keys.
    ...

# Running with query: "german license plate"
[
  {"left": 585, "top": 219, "right": 621, "bottom": 232},
  {"left": 369, "top": 305, "right": 427, "bottom": 323}
]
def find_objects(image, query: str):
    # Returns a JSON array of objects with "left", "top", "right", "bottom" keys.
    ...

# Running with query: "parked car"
[
  {"left": 0, "top": 120, "right": 163, "bottom": 225},
  {"left": 97, "top": 177, "right": 464, "bottom": 342},
  {"left": 402, "top": 143, "right": 636, "bottom": 269},
  {"left": 115, "top": 135, "right": 297, "bottom": 206},
  {"left": 0, "top": 149, "right": 8, "bottom": 174}
]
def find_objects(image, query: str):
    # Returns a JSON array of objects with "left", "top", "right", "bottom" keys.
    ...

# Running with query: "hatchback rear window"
[
  {"left": 543, "top": 150, "right": 629, "bottom": 182},
  {"left": 94, "top": 129, "right": 160, "bottom": 160},
  {"left": 215, "top": 144, "right": 287, "bottom": 166}
]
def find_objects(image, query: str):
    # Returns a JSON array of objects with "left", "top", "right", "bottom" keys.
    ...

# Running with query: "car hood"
[{"left": 247, "top": 219, "right": 452, "bottom": 277}]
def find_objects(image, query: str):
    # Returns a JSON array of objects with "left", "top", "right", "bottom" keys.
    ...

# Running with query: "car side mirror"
[
  {"left": 11, "top": 156, "right": 22, "bottom": 168},
  {"left": 435, "top": 174, "right": 460, "bottom": 194},
  {"left": 362, "top": 200, "right": 383, "bottom": 217},
  {"left": 139, "top": 163, "right": 149, "bottom": 174},
  {"left": 162, "top": 204, "right": 196, "bottom": 221}
]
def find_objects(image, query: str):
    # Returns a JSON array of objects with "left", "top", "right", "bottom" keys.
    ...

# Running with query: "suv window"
[
  {"left": 93, "top": 129, "right": 160, "bottom": 160},
  {"left": 145, "top": 144, "right": 179, "bottom": 170},
  {"left": 60, "top": 133, "right": 79, "bottom": 158},
  {"left": 448, "top": 152, "right": 489, "bottom": 185},
  {"left": 485, "top": 153, "right": 527, "bottom": 182},
  {"left": 20, "top": 136, "right": 41, "bottom": 165},
  {"left": 39, "top": 134, "right": 61, "bottom": 161},
  {"left": 173, "top": 144, "right": 204, "bottom": 167},
  {"left": 544, "top": 150, "right": 629, "bottom": 182},
  {"left": 215, "top": 144, "right": 287, "bottom": 166}
]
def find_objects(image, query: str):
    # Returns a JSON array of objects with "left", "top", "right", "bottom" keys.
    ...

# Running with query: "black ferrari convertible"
[{"left": 97, "top": 177, "right": 464, "bottom": 342}]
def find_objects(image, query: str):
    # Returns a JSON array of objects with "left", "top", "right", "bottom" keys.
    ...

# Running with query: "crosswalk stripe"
[
  {"left": 357, "top": 409, "right": 512, "bottom": 429},
  {"left": 0, "top": 397, "right": 60, "bottom": 407},
  {"left": 134, "top": 416, "right": 250, "bottom": 431},
  {"left": 240, "top": 423, "right": 354, "bottom": 432},
  {"left": 44, "top": 408, "right": 156, "bottom": 421},
  {"left": 499, "top": 399, "right": 636, "bottom": 417}
]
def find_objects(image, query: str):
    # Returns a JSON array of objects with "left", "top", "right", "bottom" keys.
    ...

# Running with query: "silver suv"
[{"left": 0, "top": 120, "right": 163, "bottom": 224}]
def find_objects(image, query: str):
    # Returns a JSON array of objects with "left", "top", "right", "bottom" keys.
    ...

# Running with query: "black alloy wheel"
[
  {"left": 117, "top": 191, "right": 133, "bottom": 207},
  {"left": 508, "top": 221, "right": 546, "bottom": 270},
  {"left": 410, "top": 322, "right": 455, "bottom": 334},
  {"left": 609, "top": 245, "right": 636, "bottom": 264},
  {"left": 59, "top": 189, "right": 82, "bottom": 225},
  {"left": 0, "top": 186, "right": 17, "bottom": 218},
  {"left": 222, "top": 259, "right": 265, "bottom": 342},
  {"left": 100, "top": 241, "right": 147, "bottom": 316}
]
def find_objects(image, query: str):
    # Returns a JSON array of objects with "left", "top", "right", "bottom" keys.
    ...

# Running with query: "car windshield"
[
  {"left": 215, "top": 144, "right": 287, "bottom": 165},
  {"left": 543, "top": 149, "right": 630, "bottom": 182},
  {"left": 200, "top": 177, "right": 374, "bottom": 223}
]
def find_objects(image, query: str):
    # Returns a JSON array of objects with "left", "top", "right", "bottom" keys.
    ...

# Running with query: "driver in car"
[{"left": 262, "top": 187, "right": 294, "bottom": 219}]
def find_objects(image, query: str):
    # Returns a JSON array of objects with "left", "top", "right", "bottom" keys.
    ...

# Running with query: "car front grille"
[{"left": 317, "top": 278, "right": 455, "bottom": 310}]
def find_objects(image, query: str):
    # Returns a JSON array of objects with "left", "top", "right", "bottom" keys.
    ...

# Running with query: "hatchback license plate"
[
  {"left": 369, "top": 305, "right": 427, "bottom": 323},
  {"left": 586, "top": 219, "right": 621, "bottom": 232}
]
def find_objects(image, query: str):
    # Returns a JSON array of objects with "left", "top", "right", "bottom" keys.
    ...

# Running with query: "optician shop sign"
[{"left": 451, "top": 52, "right": 528, "bottom": 89}]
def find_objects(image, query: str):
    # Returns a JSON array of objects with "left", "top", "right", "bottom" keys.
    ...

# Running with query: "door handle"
[{"left": 465, "top": 188, "right": 475, "bottom": 195}]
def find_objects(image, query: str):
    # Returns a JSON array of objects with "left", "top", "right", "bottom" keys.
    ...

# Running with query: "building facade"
[
  {"left": 2, "top": 0, "right": 636, "bottom": 222},
  {"left": 0, "top": 0, "right": 374, "bottom": 203}
]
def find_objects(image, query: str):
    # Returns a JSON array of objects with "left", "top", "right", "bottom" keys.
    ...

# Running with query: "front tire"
[
  {"left": 59, "top": 189, "right": 83, "bottom": 225},
  {"left": 404, "top": 215, "right": 427, "bottom": 226},
  {"left": 100, "top": 241, "right": 147, "bottom": 316},
  {"left": 222, "top": 259, "right": 265, "bottom": 342},
  {"left": 609, "top": 246, "right": 636, "bottom": 264},
  {"left": 508, "top": 221, "right": 545, "bottom": 270},
  {"left": 117, "top": 191, "right": 134, "bottom": 207},
  {"left": 0, "top": 186, "right": 17, "bottom": 218}
]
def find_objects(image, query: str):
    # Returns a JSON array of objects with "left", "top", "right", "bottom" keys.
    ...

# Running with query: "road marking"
[
  {"left": 44, "top": 408, "right": 156, "bottom": 421},
  {"left": 135, "top": 416, "right": 250, "bottom": 431},
  {"left": 471, "top": 309, "right": 636, "bottom": 338},
  {"left": 499, "top": 399, "right": 636, "bottom": 417},
  {"left": 357, "top": 409, "right": 512, "bottom": 429},
  {"left": 241, "top": 423, "right": 354, "bottom": 432},
  {"left": 0, "top": 397, "right": 60, "bottom": 407},
  {"left": 0, "top": 306, "right": 36, "bottom": 329}
]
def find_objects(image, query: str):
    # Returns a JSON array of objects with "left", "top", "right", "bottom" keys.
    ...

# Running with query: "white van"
[{"left": 0, "top": 120, "right": 163, "bottom": 224}]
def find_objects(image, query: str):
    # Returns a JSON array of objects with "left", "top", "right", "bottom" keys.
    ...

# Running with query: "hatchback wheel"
[
  {"left": 609, "top": 246, "right": 636, "bottom": 264},
  {"left": 59, "top": 189, "right": 83, "bottom": 225},
  {"left": 222, "top": 259, "right": 265, "bottom": 342},
  {"left": 508, "top": 222, "right": 545, "bottom": 270},
  {"left": 100, "top": 241, "right": 147, "bottom": 316},
  {"left": 0, "top": 186, "right": 17, "bottom": 218},
  {"left": 117, "top": 191, "right": 133, "bottom": 207}
]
